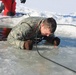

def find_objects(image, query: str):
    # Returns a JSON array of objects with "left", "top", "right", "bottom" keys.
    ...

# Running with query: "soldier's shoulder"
[{"left": 25, "top": 17, "right": 46, "bottom": 20}]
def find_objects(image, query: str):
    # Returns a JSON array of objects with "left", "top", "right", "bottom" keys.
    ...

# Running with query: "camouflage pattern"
[{"left": 7, "top": 17, "right": 46, "bottom": 49}]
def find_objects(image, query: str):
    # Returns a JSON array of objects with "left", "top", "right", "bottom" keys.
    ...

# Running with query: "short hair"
[{"left": 43, "top": 17, "right": 57, "bottom": 33}]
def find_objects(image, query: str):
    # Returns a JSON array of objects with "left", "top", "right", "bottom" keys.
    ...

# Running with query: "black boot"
[{"left": 7, "top": 12, "right": 15, "bottom": 16}]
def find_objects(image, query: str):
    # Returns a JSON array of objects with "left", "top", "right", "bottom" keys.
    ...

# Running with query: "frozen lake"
[
  {"left": 0, "top": 17, "right": 76, "bottom": 75},
  {"left": 0, "top": 11, "right": 76, "bottom": 75},
  {"left": 0, "top": 35, "right": 76, "bottom": 75}
]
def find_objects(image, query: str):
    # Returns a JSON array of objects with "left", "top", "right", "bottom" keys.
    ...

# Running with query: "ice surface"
[
  {"left": 0, "top": 0, "right": 76, "bottom": 75},
  {"left": 0, "top": 26, "right": 76, "bottom": 75},
  {"left": 0, "top": 40, "right": 76, "bottom": 75}
]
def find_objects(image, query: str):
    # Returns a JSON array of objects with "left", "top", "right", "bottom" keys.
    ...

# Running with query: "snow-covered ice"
[{"left": 0, "top": 0, "right": 76, "bottom": 75}]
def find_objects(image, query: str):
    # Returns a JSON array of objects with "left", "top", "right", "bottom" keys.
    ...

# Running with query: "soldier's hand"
[
  {"left": 52, "top": 37, "right": 60, "bottom": 46},
  {"left": 24, "top": 40, "right": 33, "bottom": 50}
]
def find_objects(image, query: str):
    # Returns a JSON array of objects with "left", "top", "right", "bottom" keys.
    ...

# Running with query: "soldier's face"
[{"left": 40, "top": 24, "right": 52, "bottom": 36}]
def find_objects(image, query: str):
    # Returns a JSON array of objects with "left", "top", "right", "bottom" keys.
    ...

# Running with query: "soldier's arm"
[
  {"left": 43, "top": 34, "right": 60, "bottom": 46},
  {"left": 43, "top": 34, "right": 55, "bottom": 43},
  {"left": 7, "top": 23, "right": 31, "bottom": 49}
]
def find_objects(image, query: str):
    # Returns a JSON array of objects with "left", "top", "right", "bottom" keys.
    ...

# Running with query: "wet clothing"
[
  {"left": 1, "top": 0, "right": 16, "bottom": 16},
  {"left": 7, "top": 17, "right": 55, "bottom": 49}
]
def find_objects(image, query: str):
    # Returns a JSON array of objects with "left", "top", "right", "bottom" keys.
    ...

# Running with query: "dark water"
[
  {"left": 0, "top": 28, "right": 3, "bottom": 37},
  {"left": 0, "top": 28, "right": 6, "bottom": 40},
  {"left": 0, "top": 28, "right": 11, "bottom": 40}
]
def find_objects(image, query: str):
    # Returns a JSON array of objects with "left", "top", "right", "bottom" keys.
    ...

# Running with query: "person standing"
[
  {"left": 0, "top": 0, "right": 16, "bottom": 16},
  {"left": 0, "top": 0, "right": 26, "bottom": 40},
  {"left": 0, "top": 0, "right": 26, "bottom": 16}
]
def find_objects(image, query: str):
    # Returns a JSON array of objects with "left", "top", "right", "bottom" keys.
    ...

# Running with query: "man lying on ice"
[{"left": 7, "top": 17, "right": 60, "bottom": 50}]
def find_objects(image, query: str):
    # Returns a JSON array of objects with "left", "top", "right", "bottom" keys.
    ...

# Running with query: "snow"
[{"left": 0, "top": 0, "right": 76, "bottom": 75}]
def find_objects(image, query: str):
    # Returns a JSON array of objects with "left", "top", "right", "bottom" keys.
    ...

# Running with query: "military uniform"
[{"left": 7, "top": 17, "right": 54, "bottom": 49}]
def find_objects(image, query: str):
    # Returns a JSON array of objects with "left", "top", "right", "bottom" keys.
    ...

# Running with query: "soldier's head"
[{"left": 40, "top": 17, "right": 57, "bottom": 36}]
